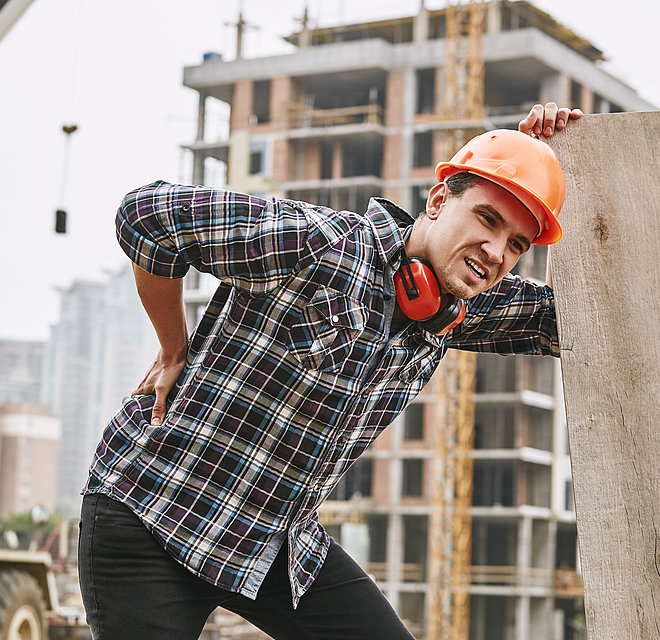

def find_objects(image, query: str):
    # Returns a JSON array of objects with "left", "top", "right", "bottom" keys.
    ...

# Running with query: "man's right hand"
[
  {"left": 130, "top": 264, "right": 189, "bottom": 427},
  {"left": 132, "top": 348, "right": 187, "bottom": 426}
]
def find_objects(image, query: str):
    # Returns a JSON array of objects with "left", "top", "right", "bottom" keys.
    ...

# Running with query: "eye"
[
  {"left": 480, "top": 212, "right": 495, "bottom": 226},
  {"left": 509, "top": 239, "right": 526, "bottom": 254}
]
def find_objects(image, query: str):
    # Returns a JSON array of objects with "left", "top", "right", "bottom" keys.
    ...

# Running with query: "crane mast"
[{"left": 427, "top": 2, "right": 485, "bottom": 639}]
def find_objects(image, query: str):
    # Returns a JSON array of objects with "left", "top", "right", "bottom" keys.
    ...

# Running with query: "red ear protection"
[{"left": 394, "top": 256, "right": 466, "bottom": 335}]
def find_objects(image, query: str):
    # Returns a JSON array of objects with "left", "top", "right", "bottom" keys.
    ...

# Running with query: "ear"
[{"left": 426, "top": 182, "right": 448, "bottom": 219}]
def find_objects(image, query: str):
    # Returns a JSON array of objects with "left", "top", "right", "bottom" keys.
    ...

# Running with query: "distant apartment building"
[
  {"left": 177, "top": 2, "right": 654, "bottom": 639},
  {"left": 0, "top": 339, "right": 45, "bottom": 404},
  {"left": 0, "top": 403, "right": 60, "bottom": 516},
  {"left": 42, "top": 266, "right": 158, "bottom": 508}
]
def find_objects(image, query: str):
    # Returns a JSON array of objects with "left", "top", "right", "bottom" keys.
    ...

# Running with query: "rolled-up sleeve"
[
  {"left": 447, "top": 274, "right": 559, "bottom": 356},
  {"left": 115, "top": 180, "right": 309, "bottom": 293}
]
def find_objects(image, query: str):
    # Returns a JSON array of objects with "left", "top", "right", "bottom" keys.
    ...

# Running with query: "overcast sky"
[{"left": 1, "top": 0, "right": 658, "bottom": 341}]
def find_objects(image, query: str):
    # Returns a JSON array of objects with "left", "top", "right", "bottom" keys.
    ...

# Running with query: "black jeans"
[{"left": 78, "top": 494, "right": 415, "bottom": 640}]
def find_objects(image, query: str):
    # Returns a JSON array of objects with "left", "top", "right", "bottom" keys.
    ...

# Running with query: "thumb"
[{"left": 151, "top": 388, "right": 167, "bottom": 427}]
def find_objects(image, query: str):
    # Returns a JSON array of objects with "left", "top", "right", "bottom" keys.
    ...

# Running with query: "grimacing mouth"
[{"left": 465, "top": 258, "right": 487, "bottom": 279}]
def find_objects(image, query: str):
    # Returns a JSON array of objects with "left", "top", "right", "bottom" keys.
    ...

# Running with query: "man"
[{"left": 79, "top": 103, "right": 581, "bottom": 640}]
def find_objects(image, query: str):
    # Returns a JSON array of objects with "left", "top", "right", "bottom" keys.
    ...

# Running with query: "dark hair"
[
  {"left": 445, "top": 171, "right": 489, "bottom": 197},
  {"left": 417, "top": 171, "right": 488, "bottom": 217}
]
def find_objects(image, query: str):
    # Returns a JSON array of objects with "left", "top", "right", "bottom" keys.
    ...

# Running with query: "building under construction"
[{"left": 179, "top": 2, "right": 654, "bottom": 639}]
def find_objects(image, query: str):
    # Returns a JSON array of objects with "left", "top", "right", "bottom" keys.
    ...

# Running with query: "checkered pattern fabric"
[{"left": 83, "top": 180, "right": 559, "bottom": 607}]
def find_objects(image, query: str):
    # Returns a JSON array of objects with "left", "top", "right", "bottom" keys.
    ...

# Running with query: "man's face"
[{"left": 410, "top": 180, "right": 539, "bottom": 299}]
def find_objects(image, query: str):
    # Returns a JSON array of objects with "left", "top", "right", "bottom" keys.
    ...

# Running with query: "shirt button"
[
  {"left": 331, "top": 315, "right": 340, "bottom": 324},
  {"left": 337, "top": 436, "right": 346, "bottom": 446},
  {"left": 314, "top": 482, "right": 323, "bottom": 492},
  {"left": 180, "top": 203, "right": 192, "bottom": 213}
]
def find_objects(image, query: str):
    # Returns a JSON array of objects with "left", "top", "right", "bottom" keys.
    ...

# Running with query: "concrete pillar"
[
  {"left": 413, "top": 3, "right": 429, "bottom": 42},
  {"left": 192, "top": 152, "right": 204, "bottom": 185},
  {"left": 553, "top": 609, "right": 565, "bottom": 640},
  {"left": 551, "top": 358, "right": 567, "bottom": 515},
  {"left": 191, "top": 91, "right": 208, "bottom": 184},
  {"left": 540, "top": 73, "right": 570, "bottom": 107},
  {"left": 196, "top": 91, "right": 207, "bottom": 142},
  {"left": 385, "top": 419, "right": 404, "bottom": 607},
  {"left": 516, "top": 516, "right": 532, "bottom": 640},
  {"left": 516, "top": 596, "right": 530, "bottom": 640},
  {"left": 580, "top": 85, "right": 594, "bottom": 114},
  {"left": 471, "top": 595, "right": 486, "bottom": 640},
  {"left": 486, "top": 0, "right": 501, "bottom": 34}
]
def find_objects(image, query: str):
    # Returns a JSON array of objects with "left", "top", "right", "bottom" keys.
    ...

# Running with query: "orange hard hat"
[{"left": 435, "top": 129, "right": 565, "bottom": 245}]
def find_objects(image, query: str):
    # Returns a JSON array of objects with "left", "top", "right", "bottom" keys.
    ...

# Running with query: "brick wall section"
[
  {"left": 434, "top": 66, "right": 444, "bottom": 116},
  {"left": 269, "top": 76, "right": 295, "bottom": 183},
  {"left": 383, "top": 70, "right": 406, "bottom": 203},
  {"left": 332, "top": 139, "right": 343, "bottom": 180},
  {"left": 385, "top": 70, "right": 405, "bottom": 128},
  {"left": 230, "top": 80, "right": 253, "bottom": 130},
  {"left": 272, "top": 139, "right": 291, "bottom": 184},
  {"left": 303, "top": 141, "right": 321, "bottom": 181},
  {"left": 372, "top": 458, "right": 390, "bottom": 505},
  {"left": 371, "top": 424, "right": 393, "bottom": 506},
  {"left": 271, "top": 75, "right": 294, "bottom": 130}
]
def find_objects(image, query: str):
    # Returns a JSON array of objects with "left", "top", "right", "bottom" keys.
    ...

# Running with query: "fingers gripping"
[{"left": 518, "top": 102, "right": 583, "bottom": 138}]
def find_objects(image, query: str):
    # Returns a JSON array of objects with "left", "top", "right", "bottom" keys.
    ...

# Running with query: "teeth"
[{"left": 466, "top": 259, "right": 486, "bottom": 278}]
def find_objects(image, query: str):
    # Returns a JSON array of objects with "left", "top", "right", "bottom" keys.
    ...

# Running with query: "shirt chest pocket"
[{"left": 286, "top": 288, "right": 367, "bottom": 373}]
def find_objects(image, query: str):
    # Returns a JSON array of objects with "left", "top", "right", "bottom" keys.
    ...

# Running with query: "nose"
[{"left": 481, "top": 236, "right": 506, "bottom": 264}]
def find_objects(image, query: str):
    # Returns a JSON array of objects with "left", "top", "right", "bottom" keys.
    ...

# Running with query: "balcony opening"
[
  {"left": 403, "top": 403, "right": 424, "bottom": 441},
  {"left": 416, "top": 68, "right": 436, "bottom": 115},
  {"left": 413, "top": 131, "right": 433, "bottom": 168},
  {"left": 253, "top": 80, "right": 271, "bottom": 123}
]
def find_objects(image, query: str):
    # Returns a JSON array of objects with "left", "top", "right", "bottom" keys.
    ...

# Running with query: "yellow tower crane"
[{"left": 427, "top": 1, "right": 485, "bottom": 639}]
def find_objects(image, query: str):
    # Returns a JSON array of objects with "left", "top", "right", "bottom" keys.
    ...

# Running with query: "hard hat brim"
[{"left": 435, "top": 163, "right": 563, "bottom": 245}]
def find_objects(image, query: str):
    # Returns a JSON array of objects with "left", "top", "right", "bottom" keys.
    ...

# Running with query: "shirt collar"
[{"left": 364, "top": 198, "right": 416, "bottom": 267}]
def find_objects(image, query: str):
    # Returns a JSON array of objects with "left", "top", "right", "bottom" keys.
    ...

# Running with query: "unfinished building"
[{"left": 179, "top": 2, "right": 654, "bottom": 638}]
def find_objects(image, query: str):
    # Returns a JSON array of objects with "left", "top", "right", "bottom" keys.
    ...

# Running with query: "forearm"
[{"left": 132, "top": 263, "right": 188, "bottom": 362}]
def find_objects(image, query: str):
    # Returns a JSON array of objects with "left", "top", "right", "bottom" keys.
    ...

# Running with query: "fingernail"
[
  {"left": 558, "top": 119, "right": 565, "bottom": 127},
  {"left": 152, "top": 417, "right": 161, "bottom": 426},
  {"left": 545, "top": 127, "right": 553, "bottom": 135}
]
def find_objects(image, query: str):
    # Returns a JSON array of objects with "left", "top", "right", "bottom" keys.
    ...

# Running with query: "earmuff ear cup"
[
  {"left": 394, "top": 257, "right": 466, "bottom": 335},
  {"left": 419, "top": 296, "right": 466, "bottom": 335},
  {"left": 394, "top": 259, "right": 442, "bottom": 321}
]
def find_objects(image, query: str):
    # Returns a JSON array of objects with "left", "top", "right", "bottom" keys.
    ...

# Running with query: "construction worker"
[{"left": 78, "top": 102, "right": 581, "bottom": 640}]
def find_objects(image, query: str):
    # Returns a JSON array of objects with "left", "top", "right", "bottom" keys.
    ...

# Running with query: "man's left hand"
[{"left": 518, "top": 102, "right": 582, "bottom": 138}]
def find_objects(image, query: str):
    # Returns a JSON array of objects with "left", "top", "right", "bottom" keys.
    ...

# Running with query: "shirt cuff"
[{"left": 116, "top": 211, "right": 189, "bottom": 278}]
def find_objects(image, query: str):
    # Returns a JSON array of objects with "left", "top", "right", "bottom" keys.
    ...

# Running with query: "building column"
[
  {"left": 540, "top": 73, "right": 570, "bottom": 107},
  {"left": 551, "top": 358, "right": 567, "bottom": 515},
  {"left": 580, "top": 85, "right": 594, "bottom": 114},
  {"left": 471, "top": 595, "right": 486, "bottom": 640},
  {"left": 196, "top": 91, "right": 207, "bottom": 142},
  {"left": 385, "top": 419, "right": 404, "bottom": 609},
  {"left": 413, "top": 3, "right": 429, "bottom": 42},
  {"left": 516, "top": 516, "right": 532, "bottom": 640},
  {"left": 192, "top": 91, "right": 207, "bottom": 184}
]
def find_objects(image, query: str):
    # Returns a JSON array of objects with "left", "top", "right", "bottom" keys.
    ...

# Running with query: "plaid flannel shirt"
[{"left": 83, "top": 180, "right": 559, "bottom": 607}]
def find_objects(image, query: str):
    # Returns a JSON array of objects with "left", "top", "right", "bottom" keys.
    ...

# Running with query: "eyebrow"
[{"left": 473, "top": 204, "right": 533, "bottom": 250}]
